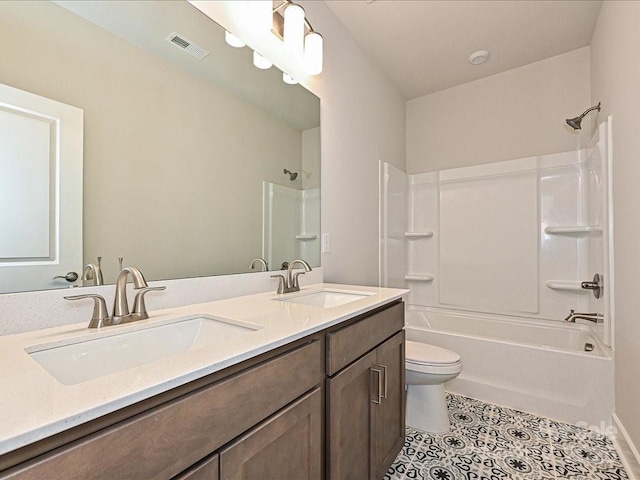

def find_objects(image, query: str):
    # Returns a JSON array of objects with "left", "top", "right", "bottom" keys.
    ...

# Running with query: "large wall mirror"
[{"left": 0, "top": 1, "right": 321, "bottom": 294}]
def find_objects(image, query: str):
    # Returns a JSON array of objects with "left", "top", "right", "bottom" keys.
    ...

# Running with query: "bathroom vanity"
[{"left": 0, "top": 284, "right": 406, "bottom": 480}]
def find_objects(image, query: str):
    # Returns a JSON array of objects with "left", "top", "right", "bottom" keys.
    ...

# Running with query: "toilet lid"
[{"left": 406, "top": 341, "right": 461, "bottom": 366}]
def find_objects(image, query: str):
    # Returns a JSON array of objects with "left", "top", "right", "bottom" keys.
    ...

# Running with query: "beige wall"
[
  {"left": 407, "top": 47, "right": 591, "bottom": 173},
  {"left": 0, "top": 1, "right": 305, "bottom": 283},
  {"left": 301, "top": 0, "right": 407, "bottom": 286},
  {"left": 591, "top": 0, "right": 640, "bottom": 456}
]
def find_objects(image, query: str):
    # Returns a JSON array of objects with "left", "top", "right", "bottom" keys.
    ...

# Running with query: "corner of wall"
[{"left": 613, "top": 414, "right": 640, "bottom": 480}]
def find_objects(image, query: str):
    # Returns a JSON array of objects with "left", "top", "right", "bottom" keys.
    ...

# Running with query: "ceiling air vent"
[{"left": 165, "top": 32, "right": 209, "bottom": 60}]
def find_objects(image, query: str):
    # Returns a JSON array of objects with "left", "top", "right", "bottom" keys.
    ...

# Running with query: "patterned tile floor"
[{"left": 386, "top": 393, "right": 629, "bottom": 480}]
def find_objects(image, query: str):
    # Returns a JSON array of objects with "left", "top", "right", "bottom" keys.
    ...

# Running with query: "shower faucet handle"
[{"left": 581, "top": 273, "right": 602, "bottom": 299}]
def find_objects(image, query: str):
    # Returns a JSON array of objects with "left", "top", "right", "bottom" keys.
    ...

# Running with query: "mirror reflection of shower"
[
  {"left": 283, "top": 168, "right": 298, "bottom": 181},
  {"left": 262, "top": 182, "right": 320, "bottom": 272}
]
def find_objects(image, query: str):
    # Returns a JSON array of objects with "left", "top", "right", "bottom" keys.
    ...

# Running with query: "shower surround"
[{"left": 380, "top": 119, "right": 614, "bottom": 425}]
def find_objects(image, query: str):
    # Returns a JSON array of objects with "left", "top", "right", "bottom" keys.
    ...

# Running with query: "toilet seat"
[{"left": 405, "top": 341, "right": 462, "bottom": 375}]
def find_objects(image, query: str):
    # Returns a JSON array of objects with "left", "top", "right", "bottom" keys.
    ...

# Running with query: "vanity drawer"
[
  {"left": 2, "top": 340, "right": 323, "bottom": 480},
  {"left": 326, "top": 302, "right": 404, "bottom": 376},
  {"left": 174, "top": 454, "right": 219, "bottom": 480}
]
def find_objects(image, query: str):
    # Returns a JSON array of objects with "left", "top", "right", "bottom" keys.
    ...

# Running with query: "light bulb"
[
  {"left": 304, "top": 32, "right": 323, "bottom": 75},
  {"left": 253, "top": 51, "right": 273, "bottom": 70},
  {"left": 283, "top": 3, "right": 305, "bottom": 53},
  {"left": 225, "top": 30, "right": 246, "bottom": 48},
  {"left": 283, "top": 72, "right": 298, "bottom": 85},
  {"left": 248, "top": 0, "right": 273, "bottom": 33}
]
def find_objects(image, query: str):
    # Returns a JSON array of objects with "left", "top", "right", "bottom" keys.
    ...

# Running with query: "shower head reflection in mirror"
[{"left": 283, "top": 169, "right": 298, "bottom": 181}]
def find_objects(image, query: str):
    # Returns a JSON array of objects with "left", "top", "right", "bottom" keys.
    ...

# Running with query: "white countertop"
[{"left": 0, "top": 283, "right": 407, "bottom": 455}]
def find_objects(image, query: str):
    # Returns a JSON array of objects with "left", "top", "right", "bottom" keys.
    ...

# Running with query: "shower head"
[
  {"left": 566, "top": 116, "right": 583, "bottom": 130},
  {"left": 565, "top": 102, "right": 601, "bottom": 130},
  {"left": 283, "top": 168, "right": 298, "bottom": 181}
]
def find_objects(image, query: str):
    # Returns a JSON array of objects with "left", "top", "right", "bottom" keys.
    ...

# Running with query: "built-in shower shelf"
[
  {"left": 405, "top": 274, "right": 435, "bottom": 282},
  {"left": 295, "top": 235, "right": 318, "bottom": 241},
  {"left": 545, "top": 280, "right": 587, "bottom": 292},
  {"left": 544, "top": 225, "right": 603, "bottom": 235},
  {"left": 405, "top": 231, "right": 434, "bottom": 239}
]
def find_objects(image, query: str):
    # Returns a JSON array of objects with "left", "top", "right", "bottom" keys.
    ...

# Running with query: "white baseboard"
[{"left": 612, "top": 413, "right": 640, "bottom": 480}]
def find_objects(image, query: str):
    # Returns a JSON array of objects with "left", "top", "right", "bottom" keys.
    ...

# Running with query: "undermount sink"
[
  {"left": 27, "top": 315, "right": 262, "bottom": 385},
  {"left": 277, "top": 289, "right": 376, "bottom": 308}
]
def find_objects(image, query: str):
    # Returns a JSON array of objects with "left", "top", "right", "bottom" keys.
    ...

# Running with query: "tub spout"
[{"left": 564, "top": 309, "right": 604, "bottom": 324}]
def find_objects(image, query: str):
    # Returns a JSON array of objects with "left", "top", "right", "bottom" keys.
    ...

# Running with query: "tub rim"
[{"left": 405, "top": 306, "right": 611, "bottom": 359}]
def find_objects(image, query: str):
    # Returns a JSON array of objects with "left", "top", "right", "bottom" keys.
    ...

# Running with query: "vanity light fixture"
[
  {"left": 249, "top": 0, "right": 274, "bottom": 33},
  {"left": 304, "top": 30, "right": 323, "bottom": 75},
  {"left": 253, "top": 51, "right": 273, "bottom": 70},
  {"left": 224, "top": 30, "right": 246, "bottom": 48},
  {"left": 221, "top": 0, "right": 324, "bottom": 82},
  {"left": 275, "top": 0, "right": 324, "bottom": 76},
  {"left": 283, "top": 2, "right": 305, "bottom": 53},
  {"left": 283, "top": 73, "right": 298, "bottom": 85}
]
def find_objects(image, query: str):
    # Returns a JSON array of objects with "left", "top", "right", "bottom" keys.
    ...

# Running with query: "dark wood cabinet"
[
  {"left": 372, "top": 332, "right": 405, "bottom": 479},
  {"left": 327, "top": 350, "right": 378, "bottom": 480},
  {"left": 0, "top": 300, "right": 404, "bottom": 480},
  {"left": 1, "top": 341, "right": 323, "bottom": 480},
  {"left": 174, "top": 454, "right": 219, "bottom": 480},
  {"left": 326, "top": 304, "right": 405, "bottom": 480},
  {"left": 219, "top": 388, "right": 323, "bottom": 480}
]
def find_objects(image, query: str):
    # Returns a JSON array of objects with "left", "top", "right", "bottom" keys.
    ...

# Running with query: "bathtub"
[{"left": 405, "top": 306, "right": 614, "bottom": 427}]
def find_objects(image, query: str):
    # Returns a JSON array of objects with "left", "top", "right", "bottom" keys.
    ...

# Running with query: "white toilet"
[{"left": 405, "top": 340, "right": 463, "bottom": 433}]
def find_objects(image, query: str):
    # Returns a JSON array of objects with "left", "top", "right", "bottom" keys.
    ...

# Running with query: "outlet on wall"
[{"left": 322, "top": 233, "right": 331, "bottom": 253}]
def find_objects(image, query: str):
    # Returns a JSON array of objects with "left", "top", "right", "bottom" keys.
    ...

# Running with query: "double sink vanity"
[{"left": 0, "top": 283, "right": 407, "bottom": 479}]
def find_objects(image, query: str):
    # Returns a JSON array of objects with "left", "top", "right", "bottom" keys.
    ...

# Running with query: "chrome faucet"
[
  {"left": 112, "top": 267, "right": 149, "bottom": 322},
  {"left": 271, "top": 259, "right": 312, "bottom": 294},
  {"left": 81, "top": 256, "right": 104, "bottom": 286},
  {"left": 564, "top": 309, "right": 604, "bottom": 324},
  {"left": 65, "top": 266, "right": 165, "bottom": 328},
  {"left": 288, "top": 259, "right": 312, "bottom": 290},
  {"left": 249, "top": 258, "right": 268, "bottom": 272}
]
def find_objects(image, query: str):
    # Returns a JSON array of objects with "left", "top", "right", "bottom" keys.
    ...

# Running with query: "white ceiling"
[{"left": 325, "top": 0, "right": 602, "bottom": 100}]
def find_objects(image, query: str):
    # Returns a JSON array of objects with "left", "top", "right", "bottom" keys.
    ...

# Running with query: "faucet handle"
[
  {"left": 132, "top": 286, "right": 166, "bottom": 318},
  {"left": 271, "top": 275, "right": 286, "bottom": 294},
  {"left": 292, "top": 271, "right": 306, "bottom": 289},
  {"left": 64, "top": 294, "right": 109, "bottom": 329}
]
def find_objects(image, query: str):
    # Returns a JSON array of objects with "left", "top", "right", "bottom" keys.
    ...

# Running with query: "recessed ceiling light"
[{"left": 468, "top": 50, "right": 490, "bottom": 65}]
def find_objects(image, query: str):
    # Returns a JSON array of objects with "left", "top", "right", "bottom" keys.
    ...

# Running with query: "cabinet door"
[
  {"left": 326, "top": 350, "right": 377, "bottom": 480},
  {"left": 219, "top": 388, "right": 322, "bottom": 480},
  {"left": 372, "top": 332, "right": 405, "bottom": 479}
]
